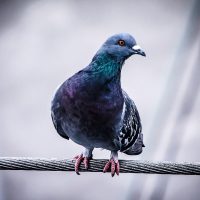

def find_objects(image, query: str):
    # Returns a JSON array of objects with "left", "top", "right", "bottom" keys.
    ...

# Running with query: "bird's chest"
[
  {"left": 64, "top": 81, "right": 123, "bottom": 129},
  {"left": 75, "top": 88, "right": 122, "bottom": 120}
]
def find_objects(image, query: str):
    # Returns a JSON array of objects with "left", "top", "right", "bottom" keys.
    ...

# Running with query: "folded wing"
[{"left": 119, "top": 91, "right": 144, "bottom": 154}]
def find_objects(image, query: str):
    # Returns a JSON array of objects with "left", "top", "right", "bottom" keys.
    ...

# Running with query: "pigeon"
[{"left": 51, "top": 33, "right": 145, "bottom": 176}]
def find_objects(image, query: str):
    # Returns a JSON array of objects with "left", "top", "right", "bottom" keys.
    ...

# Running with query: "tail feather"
[{"left": 123, "top": 133, "right": 144, "bottom": 155}]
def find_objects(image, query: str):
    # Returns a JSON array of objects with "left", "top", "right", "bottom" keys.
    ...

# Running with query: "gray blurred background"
[{"left": 0, "top": 0, "right": 199, "bottom": 199}]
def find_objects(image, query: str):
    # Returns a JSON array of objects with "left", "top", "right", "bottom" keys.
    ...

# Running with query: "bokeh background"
[{"left": 0, "top": 0, "right": 200, "bottom": 199}]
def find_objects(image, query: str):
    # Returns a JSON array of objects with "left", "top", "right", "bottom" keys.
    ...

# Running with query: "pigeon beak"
[{"left": 132, "top": 45, "right": 146, "bottom": 57}]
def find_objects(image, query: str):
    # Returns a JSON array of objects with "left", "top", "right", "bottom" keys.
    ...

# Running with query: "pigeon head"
[{"left": 96, "top": 33, "right": 146, "bottom": 62}]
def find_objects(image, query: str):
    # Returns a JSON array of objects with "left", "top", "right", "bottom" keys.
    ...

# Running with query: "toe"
[
  {"left": 83, "top": 157, "right": 89, "bottom": 169},
  {"left": 103, "top": 161, "right": 111, "bottom": 173},
  {"left": 103, "top": 159, "right": 120, "bottom": 177},
  {"left": 116, "top": 161, "right": 120, "bottom": 176},
  {"left": 75, "top": 154, "right": 83, "bottom": 174},
  {"left": 111, "top": 160, "right": 116, "bottom": 177}
]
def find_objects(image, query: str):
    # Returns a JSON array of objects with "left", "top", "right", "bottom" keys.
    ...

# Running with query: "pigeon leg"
[
  {"left": 73, "top": 147, "right": 93, "bottom": 175},
  {"left": 103, "top": 151, "right": 120, "bottom": 177}
]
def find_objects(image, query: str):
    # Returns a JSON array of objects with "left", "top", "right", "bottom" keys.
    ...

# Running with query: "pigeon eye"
[{"left": 118, "top": 40, "right": 125, "bottom": 46}]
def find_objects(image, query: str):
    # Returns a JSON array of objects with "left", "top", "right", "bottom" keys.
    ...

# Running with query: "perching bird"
[{"left": 51, "top": 33, "right": 145, "bottom": 176}]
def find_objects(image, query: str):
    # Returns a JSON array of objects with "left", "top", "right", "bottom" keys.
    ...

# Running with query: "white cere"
[{"left": 133, "top": 45, "right": 141, "bottom": 50}]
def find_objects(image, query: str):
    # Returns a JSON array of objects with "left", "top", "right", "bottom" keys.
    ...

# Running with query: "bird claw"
[
  {"left": 73, "top": 154, "right": 91, "bottom": 175},
  {"left": 103, "top": 159, "right": 120, "bottom": 177}
]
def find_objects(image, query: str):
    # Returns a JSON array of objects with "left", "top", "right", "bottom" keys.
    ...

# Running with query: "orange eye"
[{"left": 118, "top": 40, "right": 125, "bottom": 46}]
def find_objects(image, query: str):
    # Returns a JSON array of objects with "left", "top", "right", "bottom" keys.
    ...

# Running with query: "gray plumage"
[{"left": 51, "top": 33, "right": 146, "bottom": 175}]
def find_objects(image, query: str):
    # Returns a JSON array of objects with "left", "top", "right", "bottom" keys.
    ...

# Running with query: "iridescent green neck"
[{"left": 90, "top": 52, "right": 124, "bottom": 81}]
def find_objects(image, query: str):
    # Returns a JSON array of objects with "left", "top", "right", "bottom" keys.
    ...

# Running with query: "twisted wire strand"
[{"left": 0, "top": 157, "right": 200, "bottom": 175}]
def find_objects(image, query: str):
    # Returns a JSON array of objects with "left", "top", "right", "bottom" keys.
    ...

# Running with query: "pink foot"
[
  {"left": 73, "top": 154, "right": 92, "bottom": 175},
  {"left": 103, "top": 158, "right": 120, "bottom": 177}
]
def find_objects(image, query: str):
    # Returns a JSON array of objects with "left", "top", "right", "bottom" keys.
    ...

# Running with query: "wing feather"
[
  {"left": 119, "top": 91, "right": 144, "bottom": 154},
  {"left": 51, "top": 90, "right": 69, "bottom": 140}
]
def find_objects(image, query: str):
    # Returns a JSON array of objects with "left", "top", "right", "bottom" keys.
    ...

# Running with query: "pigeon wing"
[
  {"left": 51, "top": 88, "right": 69, "bottom": 140},
  {"left": 119, "top": 91, "right": 144, "bottom": 154}
]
